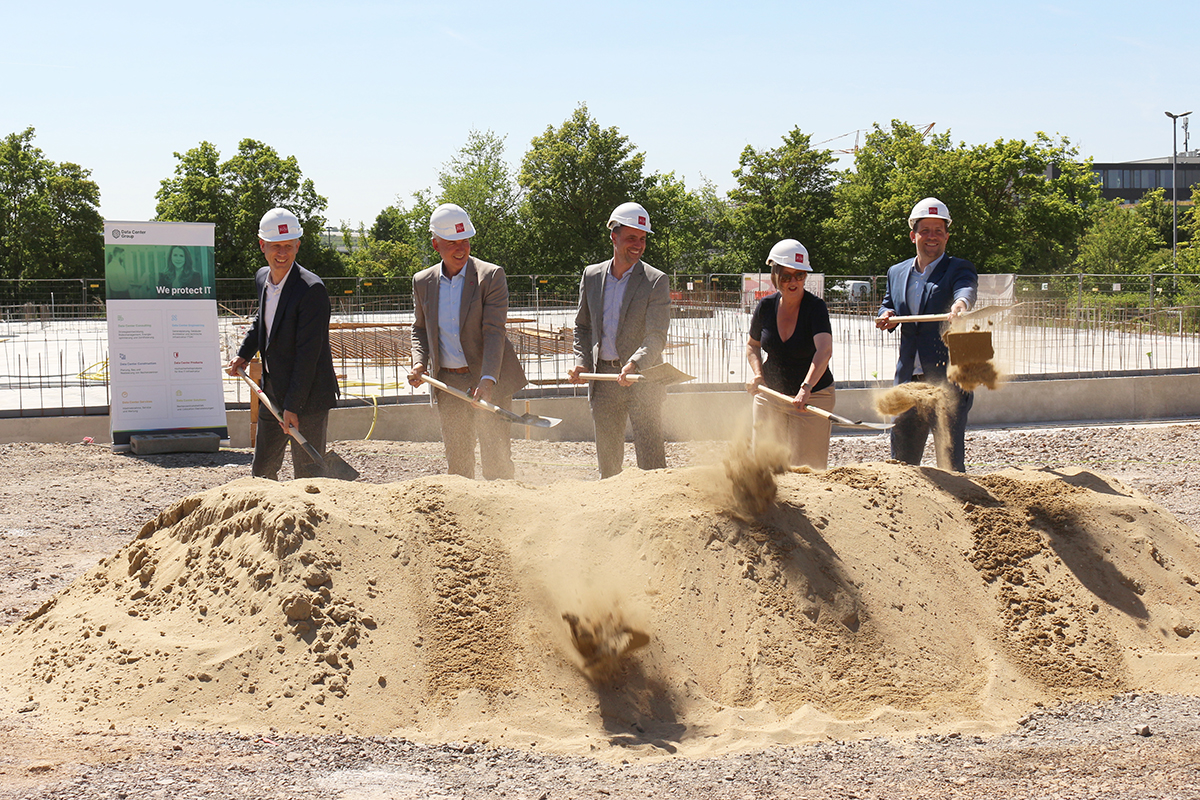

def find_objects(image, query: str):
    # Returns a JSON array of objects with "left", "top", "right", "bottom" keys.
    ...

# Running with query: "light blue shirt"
[
  {"left": 599, "top": 263, "right": 632, "bottom": 362},
  {"left": 437, "top": 269, "right": 468, "bottom": 370},
  {"left": 905, "top": 254, "right": 943, "bottom": 375}
]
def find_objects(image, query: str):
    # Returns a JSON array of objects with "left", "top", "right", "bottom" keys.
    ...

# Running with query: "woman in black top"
[{"left": 746, "top": 239, "right": 836, "bottom": 468}]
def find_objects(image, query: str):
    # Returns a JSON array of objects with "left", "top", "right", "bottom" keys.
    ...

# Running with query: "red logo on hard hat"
[
  {"left": 455, "top": 223, "right": 465, "bottom": 233},
  {"left": 928, "top": 207, "right": 938, "bottom": 215},
  {"left": 795, "top": 253, "right": 804, "bottom": 264},
  {"left": 278, "top": 224, "right": 289, "bottom": 235},
  {"left": 638, "top": 216, "right": 646, "bottom": 226}
]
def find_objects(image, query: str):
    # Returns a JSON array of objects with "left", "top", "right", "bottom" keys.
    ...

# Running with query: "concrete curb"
[{"left": 2, "top": 373, "right": 1197, "bottom": 447}]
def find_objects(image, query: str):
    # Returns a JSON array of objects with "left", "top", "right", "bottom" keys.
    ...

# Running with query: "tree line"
[{"left": 3, "top": 106, "right": 1199, "bottom": 287}]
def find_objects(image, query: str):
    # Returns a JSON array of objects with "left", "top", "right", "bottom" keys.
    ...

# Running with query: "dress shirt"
[
  {"left": 263, "top": 266, "right": 291, "bottom": 345},
  {"left": 599, "top": 265, "right": 631, "bottom": 362},
  {"left": 437, "top": 269, "right": 469, "bottom": 369}
]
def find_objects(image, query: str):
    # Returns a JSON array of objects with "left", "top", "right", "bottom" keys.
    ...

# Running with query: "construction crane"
[{"left": 815, "top": 123, "right": 936, "bottom": 155}]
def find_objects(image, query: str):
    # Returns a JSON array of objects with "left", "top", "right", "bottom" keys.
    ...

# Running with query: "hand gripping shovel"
[
  {"left": 236, "top": 367, "right": 360, "bottom": 480},
  {"left": 574, "top": 361, "right": 695, "bottom": 386},
  {"left": 418, "top": 373, "right": 561, "bottom": 429},
  {"left": 754, "top": 385, "right": 894, "bottom": 430}
]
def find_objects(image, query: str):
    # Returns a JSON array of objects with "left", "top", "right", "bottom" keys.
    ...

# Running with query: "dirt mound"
[{"left": 3, "top": 464, "right": 1200, "bottom": 759}]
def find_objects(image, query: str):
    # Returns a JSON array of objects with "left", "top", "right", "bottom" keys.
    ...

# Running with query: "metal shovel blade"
[
  {"left": 419, "top": 373, "right": 561, "bottom": 429},
  {"left": 637, "top": 361, "right": 695, "bottom": 385},
  {"left": 754, "top": 385, "right": 894, "bottom": 430},
  {"left": 496, "top": 406, "right": 562, "bottom": 429},
  {"left": 315, "top": 448, "right": 361, "bottom": 481},
  {"left": 236, "top": 367, "right": 360, "bottom": 480}
]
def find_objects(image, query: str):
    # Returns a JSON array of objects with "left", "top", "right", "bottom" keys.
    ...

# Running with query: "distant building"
[{"left": 1091, "top": 153, "right": 1200, "bottom": 202}]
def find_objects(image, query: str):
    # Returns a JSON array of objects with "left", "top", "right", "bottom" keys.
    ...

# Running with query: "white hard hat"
[
  {"left": 908, "top": 197, "right": 952, "bottom": 229},
  {"left": 429, "top": 203, "right": 475, "bottom": 241},
  {"left": 258, "top": 208, "right": 303, "bottom": 242},
  {"left": 766, "top": 239, "right": 812, "bottom": 272},
  {"left": 607, "top": 201, "right": 653, "bottom": 233}
]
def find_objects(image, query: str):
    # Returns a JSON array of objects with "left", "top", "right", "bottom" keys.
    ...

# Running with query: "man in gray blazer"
[
  {"left": 569, "top": 202, "right": 671, "bottom": 479},
  {"left": 408, "top": 204, "right": 527, "bottom": 479}
]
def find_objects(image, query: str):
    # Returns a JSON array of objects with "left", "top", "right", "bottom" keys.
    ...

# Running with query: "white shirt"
[{"left": 263, "top": 266, "right": 292, "bottom": 345}]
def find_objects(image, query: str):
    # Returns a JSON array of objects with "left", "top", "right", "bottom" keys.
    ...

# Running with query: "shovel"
[
  {"left": 574, "top": 361, "right": 695, "bottom": 386},
  {"left": 236, "top": 367, "right": 361, "bottom": 480},
  {"left": 754, "top": 385, "right": 894, "bottom": 430},
  {"left": 881, "top": 306, "right": 996, "bottom": 367},
  {"left": 883, "top": 304, "right": 1004, "bottom": 325},
  {"left": 417, "top": 373, "right": 561, "bottom": 429}
]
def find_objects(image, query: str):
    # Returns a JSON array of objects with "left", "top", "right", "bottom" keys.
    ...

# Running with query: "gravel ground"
[{"left": 3, "top": 421, "right": 1200, "bottom": 799}]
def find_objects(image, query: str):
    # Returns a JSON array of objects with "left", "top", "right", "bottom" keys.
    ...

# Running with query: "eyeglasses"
[{"left": 778, "top": 271, "right": 806, "bottom": 283}]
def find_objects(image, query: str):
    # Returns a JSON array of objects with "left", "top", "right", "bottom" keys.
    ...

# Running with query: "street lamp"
[{"left": 1165, "top": 110, "right": 1192, "bottom": 271}]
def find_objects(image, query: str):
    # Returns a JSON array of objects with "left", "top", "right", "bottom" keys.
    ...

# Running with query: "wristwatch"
[{"left": 801, "top": 382, "right": 812, "bottom": 390}]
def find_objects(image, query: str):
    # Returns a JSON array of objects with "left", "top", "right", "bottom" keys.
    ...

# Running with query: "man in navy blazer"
[
  {"left": 227, "top": 207, "right": 339, "bottom": 480},
  {"left": 408, "top": 204, "right": 527, "bottom": 480},
  {"left": 569, "top": 202, "right": 671, "bottom": 479},
  {"left": 875, "top": 198, "right": 978, "bottom": 472}
]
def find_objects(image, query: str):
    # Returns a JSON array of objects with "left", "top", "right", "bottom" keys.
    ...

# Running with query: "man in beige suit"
[
  {"left": 408, "top": 204, "right": 526, "bottom": 479},
  {"left": 568, "top": 202, "right": 671, "bottom": 478}
]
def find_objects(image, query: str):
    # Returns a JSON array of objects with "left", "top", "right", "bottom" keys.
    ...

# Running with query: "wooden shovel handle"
[
  {"left": 883, "top": 313, "right": 952, "bottom": 323},
  {"left": 576, "top": 373, "right": 644, "bottom": 382},
  {"left": 236, "top": 367, "right": 324, "bottom": 466}
]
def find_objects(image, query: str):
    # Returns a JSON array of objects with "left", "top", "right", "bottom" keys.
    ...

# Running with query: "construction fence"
[{"left": 3, "top": 273, "right": 1200, "bottom": 417}]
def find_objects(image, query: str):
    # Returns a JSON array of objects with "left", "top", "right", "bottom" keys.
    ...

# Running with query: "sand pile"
[{"left": 3, "top": 464, "right": 1200, "bottom": 758}]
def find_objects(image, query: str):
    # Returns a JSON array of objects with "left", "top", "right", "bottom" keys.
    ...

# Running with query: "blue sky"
[{"left": 6, "top": 1, "right": 1194, "bottom": 230}]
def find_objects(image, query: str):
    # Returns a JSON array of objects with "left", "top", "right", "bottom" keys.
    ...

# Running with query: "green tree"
[
  {"left": 825, "top": 121, "right": 950, "bottom": 273},
  {"left": 727, "top": 128, "right": 837, "bottom": 273},
  {"left": 518, "top": 104, "right": 655, "bottom": 275},
  {"left": 345, "top": 199, "right": 436, "bottom": 278},
  {"left": 0, "top": 127, "right": 103, "bottom": 280},
  {"left": 155, "top": 139, "right": 341, "bottom": 278},
  {"left": 370, "top": 205, "right": 412, "bottom": 243},
  {"left": 1133, "top": 187, "right": 1178, "bottom": 247},
  {"left": 643, "top": 173, "right": 738, "bottom": 275},
  {"left": 826, "top": 121, "right": 1099, "bottom": 274},
  {"left": 344, "top": 235, "right": 424, "bottom": 277},
  {"left": 1179, "top": 182, "right": 1200, "bottom": 245},
  {"left": 1075, "top": 199, "right": 1167, "bottom": 274},
  {"left": 436, "top": 130, "right": 524, "bottom": 268}
]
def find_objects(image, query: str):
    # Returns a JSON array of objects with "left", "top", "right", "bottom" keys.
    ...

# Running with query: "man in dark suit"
[
  {"left": 568, "top": 202, "right": 671, "bottom": 479},
  {"left": 408, "top": 203, "right": 527, "bottom": 480},
  {"left": 875, "top": 197, "right": 978, "bottom": 472},
  {"left": 227, "top": 207, "right": 339, "bottom": 480}
]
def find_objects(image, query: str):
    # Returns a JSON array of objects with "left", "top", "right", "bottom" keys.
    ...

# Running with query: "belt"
[
  {"left": 597, "top": 359, "right": 623, "bottom": 368},
  {"left": 440, "top": 366, "right": 471, "bottom": 375}
]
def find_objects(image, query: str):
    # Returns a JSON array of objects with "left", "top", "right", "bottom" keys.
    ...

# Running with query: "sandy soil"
[{"left": 3, "top": 422, "right": 1200, "bottom": 799}]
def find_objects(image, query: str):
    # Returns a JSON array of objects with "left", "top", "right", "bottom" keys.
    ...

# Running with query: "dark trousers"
[
  {"left": 433, "top": 369, "right": 515, "bottom": 480},
  {"left": 253, "top": 406, "right": 330, "bottom": 480},
  {"left": 890, "top": 378, "right": 973, "bottom": 472},
  {"left": 590, "top": 362, "right": 666, "bottom": 479}
]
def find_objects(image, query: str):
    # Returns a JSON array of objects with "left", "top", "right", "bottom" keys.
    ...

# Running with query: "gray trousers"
[
  {"left": 589, "top": 362, "right": 666, "bottom": 479},
  {"left": 433, "top": 368, "right": 515, "bottom": 480}
]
